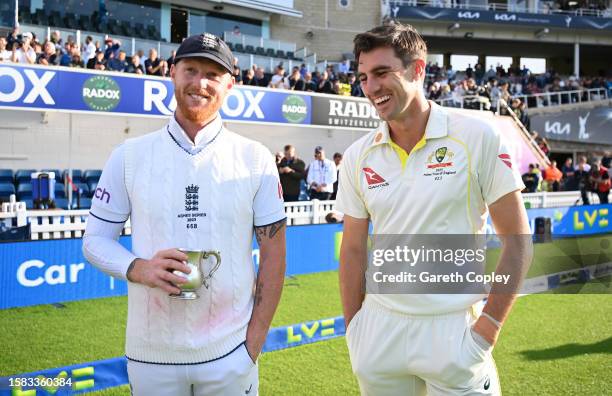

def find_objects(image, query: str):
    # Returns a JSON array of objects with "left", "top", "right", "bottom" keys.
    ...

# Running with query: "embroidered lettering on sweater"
[{"left": 177, "top": 184, "right": 207, "bottom": 229}]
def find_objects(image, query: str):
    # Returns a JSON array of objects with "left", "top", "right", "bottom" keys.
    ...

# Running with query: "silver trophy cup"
[{"left": 170, "top": 249, "right": 221, "bottom": 300}]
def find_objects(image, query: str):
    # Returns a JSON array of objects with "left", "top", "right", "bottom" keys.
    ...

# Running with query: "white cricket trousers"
[
  {"left": 346, "top": 296, "right": 501, "bottom": 396},
  {"left": 127, "top": 343, "right": 258, "bottom": 396}
]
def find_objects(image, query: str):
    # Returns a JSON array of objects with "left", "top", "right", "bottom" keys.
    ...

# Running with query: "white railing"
[
  {"left": 17, "top": 23, "right": 176, "bottom": 58},
  {"left": 223, "top": 31, "right": 296, "bottom": 52},
  {"left": 2, "top": 193, "right": 609, "bottom": 240},
  {"left": 395, "top": 0, "right": 612, "bottom": 18},
  {"left": 513, "top": 88, "right": 609, "bottom": 109},
  {"left": 434, "top": 88, "right": 609, "bottom": 112}
]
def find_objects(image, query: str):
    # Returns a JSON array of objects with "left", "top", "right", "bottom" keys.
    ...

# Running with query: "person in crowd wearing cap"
[
  {"left": 12, "top": 32, "right": 36, "bottom": 64},
  {"left": 82, "top": 32, "right": 286, "bottom": 396},
  {"left": 104, "top": 37, "right": 121, "bottom": 60},
  {"left": 278, "top": 144, "right": 306, "bottom": 202},
  {"left": 306, "top": 146, "right": 337, "bottom": 200}
]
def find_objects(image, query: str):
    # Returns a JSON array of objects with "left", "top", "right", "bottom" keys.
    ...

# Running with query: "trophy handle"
[{"left": 201, "top": 251, "right": 221, "bottom": 287}]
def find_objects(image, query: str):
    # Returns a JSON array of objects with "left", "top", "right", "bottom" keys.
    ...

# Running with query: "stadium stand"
[
  {"left": 16, "top": 183, "right": 33, "bottom": 200},
  {"left": 0, "top": 169, "right": 13, "bottom": 183},
  {"left": 0, "top": 183, "right": 15, "bottom": 201}
]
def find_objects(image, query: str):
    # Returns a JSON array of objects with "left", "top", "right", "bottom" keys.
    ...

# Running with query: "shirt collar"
[
  {"left": 371, "top": 101, "right": 448, "bottom": 147},
  {"left": 168, "top": 115, "right": 223, "bottom": 154}
]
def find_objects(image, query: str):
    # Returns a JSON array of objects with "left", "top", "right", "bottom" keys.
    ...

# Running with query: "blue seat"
[
  {"left": 0, "top": 169, "right": 13, "bottom": 184},
  {"left": 74, "top": 182, "right": 89, "bottom": 196},
  {"left": 83, "top": 169, "right": 102, "bottom": 184},
  {"left": 54, "top": 197, "right": 70, "bottom": 209},
  {"left": 54, "top": 183, "right": 66, "bottom": 198},
  {"left": 17, "top": 183, "right": 33, "bottom": 200},
  {"left": 87, "top": 181, "right": 98, "bottom": 197},
  {"left": 15, "top": 169, "right": 36, "bottom": 184},
  {"left": 21, "top": 199, "right": 33, "bottom": 209},
  {"left": 75, "top": 197, "right": 92, "bottom": 209},
  {"left": 63, "top": 169, "right": 83, "bottom": 184},
  {"left": 0, "top": 183, "right": 15, "bottom": 199}
]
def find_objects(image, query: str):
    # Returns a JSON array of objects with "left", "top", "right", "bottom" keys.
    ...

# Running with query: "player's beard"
[{"left": 175, "top": 88, "right": 220, "bottom": 125}]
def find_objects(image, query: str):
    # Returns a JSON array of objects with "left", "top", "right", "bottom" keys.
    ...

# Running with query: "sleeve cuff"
[
  {"left": 254, "top": 211, "right": 287, "bottom": 227},
  {"left": 334, "top": 203, "right": 369, "bottom": 219},
  {"left": 485, "top": 185, "right": 524, "bottom": 206}
]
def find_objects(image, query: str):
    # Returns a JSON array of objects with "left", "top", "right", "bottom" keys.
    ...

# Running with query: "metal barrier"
[
  {"left": 3, "top": 193, "right": 610, "bottom": 240},
  {"left": 513, "top": 88, "right": 609, "bottom": 109},
  {"left": 435, "top": 88, "right": 608, "bottom": 112},
  {"left": 399, "top": 0, "right": 611, "bottom": 18}
]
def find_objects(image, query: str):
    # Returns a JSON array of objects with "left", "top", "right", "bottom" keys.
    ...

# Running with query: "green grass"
[
  {"left": 485, "top": 234, "right": 611, "bottom": 278},
  {"left": 2, "top": 271, "right": 611, "bottom": 395}
]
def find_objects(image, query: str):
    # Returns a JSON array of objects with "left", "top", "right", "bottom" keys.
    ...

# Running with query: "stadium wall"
[{"left": 270, "top": 0, "right": 381, "bottom": 62}]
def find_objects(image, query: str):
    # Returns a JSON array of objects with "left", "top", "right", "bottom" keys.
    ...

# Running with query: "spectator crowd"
[
  {"left": 2, "top": 27, "right": 175, "bottom": 76},
  {"left": 424, "top": 62, "right": 611, "bottom": 116},
  {"left": 3, "top": 26, "right": 610, "bottom": 107},
  {"left": 4, "top": 27, "right": 611, "bottom": 208},
  {"left": 275, "top": 145, "right": 343, "bottom": 203},
  {"left": 521, "top": 155, "right": 611, "bottom": 205}
]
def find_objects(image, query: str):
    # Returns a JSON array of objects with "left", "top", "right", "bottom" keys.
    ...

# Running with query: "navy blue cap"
[{"left": 174, "top": 33, "right": 234, "bottom": 73}]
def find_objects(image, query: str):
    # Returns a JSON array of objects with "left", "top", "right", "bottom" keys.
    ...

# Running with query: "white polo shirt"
[
  {"left": 336, "top": 102, "right": 524, "bottom": 314},
  {"left": 307, "top": 158, "right": 337, "bottom": 193}
]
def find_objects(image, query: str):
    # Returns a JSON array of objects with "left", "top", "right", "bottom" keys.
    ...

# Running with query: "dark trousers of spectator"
[
  {"left": 598, "top": 191, "right": 609, "bottom": 204},
  {"left": 581, "top": 189, "right": 590, "bottom": 205},
  {"left": 283, "top": 194, "right": 300, "bottom": 202},
  {"left": 310, "top": 191, "right": 332, "bottom": 201},
  {"left": 550, "top": 181, "right": 560, "bottom": 192}
]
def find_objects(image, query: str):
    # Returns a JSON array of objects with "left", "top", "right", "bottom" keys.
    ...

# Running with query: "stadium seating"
[
  {"left": 73, "top": 182, "right": 89, "bottom": 196},
  {"left": 74, "top": 197, "right": 92, "bottom": 209},
  {"left": 83, "top": 169, "right": 102, "bottom": 185},
  {"left": 15, "top": 169, "right": 36, "bottom": 184},
  {"left": 0, "top": 183, "right": 15, "bottom": 201},
  {"left": 18, "top": 9, "right": 31, "bottom": 24},
  {"left": 88, "top": 181, "right": 98, "bottom": 196},
  {"left": 53, "top": 197, "right": 70, "bottom": 209},
  {"left": 17, "top": 183, "right": 33, "bottom": 200},
  {"left": 0, "top": 169, "right": 13, "bottom": 184},
  {"left": 63, "top": 12, "right": 79, "bottom": 30},
  {"left": 63, "top": 169, "right": 83, "bottom": 184},
  {"left": 24, "top": 8, "right": 165, "bottom": 42},
  {"left": 78, "top": 14, "right": 94, "bottom": 31},
  {"left": 54, "top": 183, "right": 66, "bottom": 198}
]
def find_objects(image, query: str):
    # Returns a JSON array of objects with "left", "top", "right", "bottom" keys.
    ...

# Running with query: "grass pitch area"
[{"left": 1, "top": 270, "right": 610, "bottom": 396}]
